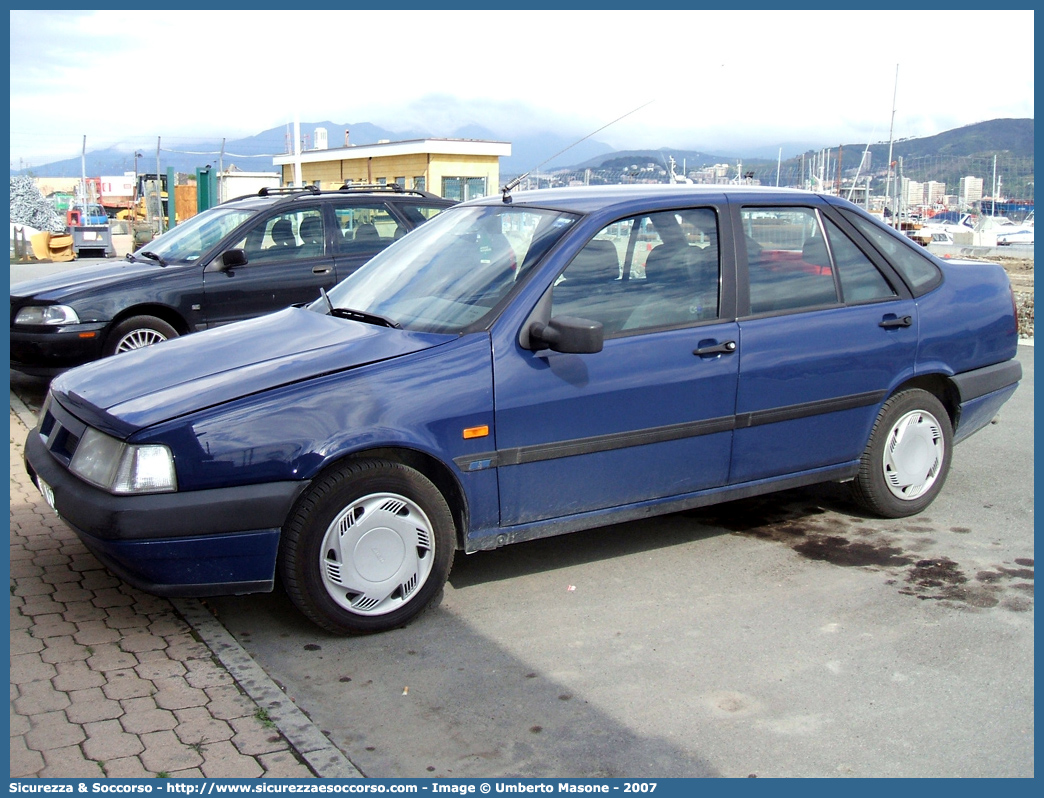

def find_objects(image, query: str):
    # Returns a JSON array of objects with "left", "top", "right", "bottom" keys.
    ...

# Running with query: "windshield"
[
  {"left": 322, "top": 205, "right": 578, "bottom": 333},
  {"left": 132, "top": 205, "right": 257, "bottom": 264}
]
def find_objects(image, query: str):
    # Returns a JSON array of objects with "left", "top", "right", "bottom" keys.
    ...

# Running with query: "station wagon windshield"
[
  {"left": 130, "top": 206, "right": 256, "bottom": 264},
  {"left": 322, "top": 206, "right": 578, "bottom": 333}
]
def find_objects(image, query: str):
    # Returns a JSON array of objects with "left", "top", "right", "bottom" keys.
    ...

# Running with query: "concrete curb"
[{"left": 172, "top": 599, "right": 362, "bottom": 779}]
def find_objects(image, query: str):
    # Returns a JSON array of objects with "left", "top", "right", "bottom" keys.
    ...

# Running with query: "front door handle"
[
  {"left": 879, "top": 315, "right": 912, "bottom": 329},
  {"left": 312, "top": 265, "right": 333, "bottom": 275},
  {"left": 693, "top": 340, "right": 737, "bottom": 357}
]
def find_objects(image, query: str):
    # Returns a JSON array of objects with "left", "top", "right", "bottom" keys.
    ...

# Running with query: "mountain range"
[{"left": 11, "top": 118, "right": 1033, "bottom": 198}]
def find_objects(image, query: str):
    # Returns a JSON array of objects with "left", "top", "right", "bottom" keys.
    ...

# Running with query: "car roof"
[
  {"left": 472, "top": 184, "right": 842, "bottom": 216},
  {"left": 219, "top": 186, "right": 454, "bottom": 212}
]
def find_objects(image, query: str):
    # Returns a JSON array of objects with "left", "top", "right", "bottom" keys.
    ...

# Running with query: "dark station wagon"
[
  {"left": 25, "top": 185, "right": 1022, "bottom": 634},
  {"left": 11, "top": 185, "right": 454, "bottom": 376}
]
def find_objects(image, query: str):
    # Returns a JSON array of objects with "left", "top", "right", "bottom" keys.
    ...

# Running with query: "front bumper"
[
  {"left": 10, "top": 323, "right": 108, "bottom": 376},
  {"left": 25, "top": 429, "right": 310, "bottom": 596}
]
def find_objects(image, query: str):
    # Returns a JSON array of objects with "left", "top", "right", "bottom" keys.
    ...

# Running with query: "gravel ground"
[{"left": 988, "top": 256, "right": 1034, "bottom": 339}]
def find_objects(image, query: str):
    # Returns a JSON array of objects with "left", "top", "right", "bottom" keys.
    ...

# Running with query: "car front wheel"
[
  {"left": 280, "top": 459, "right": 455, "bottom": 635},
  {"left": 104, "top": 315, "right": 178, "bottom": 356},
  {"left": 852, "top": 389, "right": 953, "bottom": 518}
]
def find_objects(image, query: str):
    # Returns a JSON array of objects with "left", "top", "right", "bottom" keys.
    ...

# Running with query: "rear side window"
[
  {"left": 822, "top": 216, "right": 896, "bottom": 303},
  {"left": 841, "top": 211, "right": 941, "bottom": 294},
  {"left": 742, "top": 207, "right": 839, "bottom": 314}
]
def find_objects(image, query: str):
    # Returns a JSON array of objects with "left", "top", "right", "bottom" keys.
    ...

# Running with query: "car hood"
[
  {"left": 50, "top": 307, "right": 452, "bottom": 437},
  {"left": 11, "top": 259, "right": 174, "bottom": 301}
]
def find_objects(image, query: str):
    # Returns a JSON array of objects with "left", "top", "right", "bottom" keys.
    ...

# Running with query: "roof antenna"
[{"left": 502, "top": 100, "right": 654, "bottom": 203}]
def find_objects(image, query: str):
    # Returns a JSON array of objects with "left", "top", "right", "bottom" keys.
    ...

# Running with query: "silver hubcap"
[
  {"left": 882, "top": 409, "right": 945, "bottom": 501},
  {"left": 115, "top": 328, "right": 168, "bottom": 352},
  {"left": 319, "top": 492, "right": 434, "bottom": 616}
]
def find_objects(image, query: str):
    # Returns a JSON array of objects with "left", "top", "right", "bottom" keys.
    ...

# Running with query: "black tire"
[
  {"left": 104, "top": 315, "right": 178, "bottom": 356},
  {"left": 852, "top": 389, "right": 953, "bottom": 518},
  {"left": 279, "top": 458, "right": 455, "bottom": 635}
]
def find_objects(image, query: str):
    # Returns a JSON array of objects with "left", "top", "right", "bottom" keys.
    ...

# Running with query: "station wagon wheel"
[
  {"left": 280, "top": 458, "right": 455, "bottom": 635},
  {"left": 852, "top": 389, "right": 953, "bottom": 518},
  {"left": 104, "top": 315, "right": 179, "bottom": 356}
]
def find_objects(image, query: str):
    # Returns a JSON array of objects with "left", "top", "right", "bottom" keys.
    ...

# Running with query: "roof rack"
[
  {"left": 222, "top": 184, "right": 446, "bottom": 205},
  {"left": 338, "top": 183, "right": 442, "bottom": 200},
  {"left": 257, "top": 185, "right": 320, "bottom": 197}
]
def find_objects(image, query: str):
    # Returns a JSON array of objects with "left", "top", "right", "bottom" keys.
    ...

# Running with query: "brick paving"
[{"left": 9, "top": 404, "right": 350, "bottom": 779}]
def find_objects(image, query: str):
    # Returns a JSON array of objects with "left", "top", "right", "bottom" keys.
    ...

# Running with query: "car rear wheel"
[
  {"left": 280, "top": 458, "right": 455, "bottom": 635},
  {"left": 104, "top": 315, "right": 178, "bottom": 356},
  {"left": 852, "top": 389, "right": 952, "bottom": 518}
]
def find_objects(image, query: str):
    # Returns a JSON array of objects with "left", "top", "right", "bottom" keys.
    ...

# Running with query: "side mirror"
[
  {"left": 219, "top": 248, "right": 248, "bottom": 271},
  {"left": 528, "top": 316, "right": 603, "bottom": 354}
]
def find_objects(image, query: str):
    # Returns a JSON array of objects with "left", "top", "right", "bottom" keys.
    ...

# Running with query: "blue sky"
[{"left": 8, "top": 9, "right": 1035, "bottom": 168}]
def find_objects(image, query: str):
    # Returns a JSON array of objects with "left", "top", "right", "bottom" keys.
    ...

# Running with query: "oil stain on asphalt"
[{"left": 686, "top": 486, "right": 1034, "bottom": 613}]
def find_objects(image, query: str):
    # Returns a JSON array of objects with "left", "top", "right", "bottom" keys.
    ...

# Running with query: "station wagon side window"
[
  {"left": 332, "top": 203, "right": 403, "bottom": 257},
  {"left": 231, "top": 209, "right": 324, "bottom": 263},
  {"left": 551, "top": 208, "right": 720, "bottom": 336},
  {"left": 396, "top": 203, "right": 451, "bottom": 227},
  {"left": 822, "top": 216, "right": 896, "bottom": 303},
  {"left": 742, "top": 207, "right": 839, "bottom": 314}
]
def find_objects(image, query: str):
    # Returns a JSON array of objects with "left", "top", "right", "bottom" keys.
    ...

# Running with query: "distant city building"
[
  {"left": 902, "top": 178, "right": 923, "bottom": 207},
  {"left": 691, "top": 163, "right": 732, "bottom": 183},
  {"left": 923, "top": 181, "right": 946, "bottom": 206},
  {"left": 959, "top": 175, "right": 984, "bottom": 208}
]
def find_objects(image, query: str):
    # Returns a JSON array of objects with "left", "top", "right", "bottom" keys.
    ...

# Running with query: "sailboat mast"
[{"left": 886, "top": 64, "right": 899, "bottom": 226}]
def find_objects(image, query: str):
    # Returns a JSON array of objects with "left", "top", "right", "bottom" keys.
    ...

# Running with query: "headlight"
[
  {"left": 15, "top": 305, "right": 81, "bottom": 325},
  {"left": 69, "top": 428, "right": 176, "bottom": 494}
]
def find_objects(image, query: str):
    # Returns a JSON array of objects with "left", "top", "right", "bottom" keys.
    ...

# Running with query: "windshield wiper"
[
  {"left": 330, "top": 307, "right": 401, "bottom": 329},
  {"left": 139, "top": 250, "right": 168, "bottom": 267},
  {"left": 319, "top": 287, "right": 335, "bottom": 314}
]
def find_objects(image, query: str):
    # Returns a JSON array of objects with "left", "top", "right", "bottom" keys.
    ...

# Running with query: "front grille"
[{"left": 38, "top": 400, "right": 88, "bottom": 467}]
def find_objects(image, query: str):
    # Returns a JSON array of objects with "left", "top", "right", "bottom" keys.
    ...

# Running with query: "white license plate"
[
  {"left": 83, "top": 231, "right": 99, "bottom": 241},
  {"left": 38, "top": 479, "right": 57, "bottom": 514}
]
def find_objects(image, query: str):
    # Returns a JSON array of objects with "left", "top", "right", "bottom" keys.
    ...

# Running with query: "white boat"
[
  {"left": 908, "top": 213, "right": 974, "bottom": 246},
  {"left": 975, "top": 212, "right": 1033, "bottom": 245}
]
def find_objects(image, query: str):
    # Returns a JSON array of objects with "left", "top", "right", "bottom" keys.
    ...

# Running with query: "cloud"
[{"left": 9, "top": 9, "right": 1034, "bottom": 168}]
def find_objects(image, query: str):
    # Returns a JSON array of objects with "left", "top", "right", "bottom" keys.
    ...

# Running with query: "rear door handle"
[
  {"left": 879, "top": 315, "right": 912, "bottom": 329},
  {"left": 693, "top": 340, "right": 737, "bottom": 357}
]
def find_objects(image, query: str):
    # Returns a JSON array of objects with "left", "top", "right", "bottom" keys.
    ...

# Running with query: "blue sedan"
[{"left": 25, "top": 185, "right": 1022, "bottom": 634}]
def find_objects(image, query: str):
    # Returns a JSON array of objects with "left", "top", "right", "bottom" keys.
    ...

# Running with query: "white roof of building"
[{"left": 273, "top": 138, "right": 511, "bottom": 166}]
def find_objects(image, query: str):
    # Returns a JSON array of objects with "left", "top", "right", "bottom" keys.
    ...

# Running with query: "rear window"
[{"left": 841, "top": 210, "right": 942, "bottom": 295}]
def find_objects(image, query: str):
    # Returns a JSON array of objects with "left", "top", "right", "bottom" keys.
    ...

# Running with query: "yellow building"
[{"left": 273, "top": 138, "right": 511, "bottom": 201}]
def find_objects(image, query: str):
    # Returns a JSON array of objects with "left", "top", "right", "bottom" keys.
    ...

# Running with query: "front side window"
[
  {"left": 552, "top": 208, "right": 721, "bottom": 335},
  {"left": 324, "top": 205, "right": 578, "bottom": 333},
  {"left": 230, "top": 209, "right": 324, "bottom": 262},
  {"left": 742, "top": 207, "right": 839, "bottom": 314}
]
